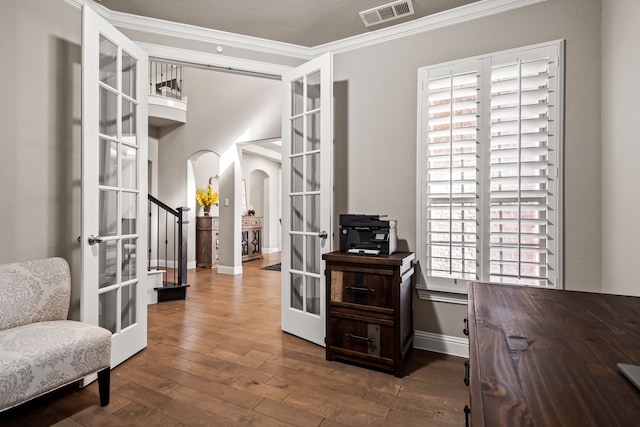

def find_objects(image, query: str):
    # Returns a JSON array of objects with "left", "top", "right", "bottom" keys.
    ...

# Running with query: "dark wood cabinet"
[
  {"left": 466, "top": 282, "right": 640, "bottom": 426},
  {"left": 323, "top": 251, "right": 414, "bottom": 377},
  {"left": 196, "top": 216, "right": 218, "bottom": 268}
]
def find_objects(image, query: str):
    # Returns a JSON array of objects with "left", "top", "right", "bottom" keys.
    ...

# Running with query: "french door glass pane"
[
  {"left": 292, "top": 117, "right": 304, "bottom": 154},
  {"left": 121, "top": 238, "right": 137, "bottom": 281},
  {"left": 306, "top": 71, "right": 321, "bottom": 111},
  {"left": 99, "top": 289, "right": 118, "bottom": 333},
  {"left": 121, "top": 145, "right": 137, "bottom": 189},
  {"left": 291, "top": 195, "right": 303, "bottom": 232},
  {"left": 121, "top": 283, "right": 137, "bottom": 329},
  {"left": 306, "top": 276, "right": 320, "bottom": 315},
  {"left": 292, "top": 79, "right": 304, "bottom": 116},
  {"left": 306, "top": 112, "right": 321, "bottom": 151},
  {"left": 306, "top": 194, "right": 319, "bottom": 232},
  {"left": 291, "top": 235, "right": 303, "bottom": 271},
  {"left": 306, "top": 236, "right": 320, "bottom": 274},
  {"left": 291, "top": 156, "right": 303, "bottom": 192},
  {"left": 99, "top": 138, "right": 117, "bottom": 187},
  {"left": 99, "top": 35, "right": 117, "bottom": 89},
  {"left": 122, "top": 192, "right": 137, "bottom": 234},
  {"left": 306, "top": 152, "right": 320, "bottom": 191},
  {"left": 291, "top": 273, "right": 303, "bottom": 310},
  {"left": 99, "top": 239, "right": 118, "bottom": 289},
  {"left": 99, "top": 87, "right": 118, "bottom": 137},
  {"left": 99, "top": 189, "right": 118, "bottom": 236},
  {"left": 121, "top": 50, "right": 136, "bottom": 98},
  {"left": 122, "top": 99, "right": 136, "bottom": 142}
]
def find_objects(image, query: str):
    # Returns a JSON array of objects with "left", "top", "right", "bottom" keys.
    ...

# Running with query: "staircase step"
[{"left": 154, "top": 282, "right": 190, "bottom": 302}]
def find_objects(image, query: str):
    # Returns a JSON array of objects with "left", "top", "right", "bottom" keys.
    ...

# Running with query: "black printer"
[{"left": 339, "top": 214, "right": 397, "bottom": 255}]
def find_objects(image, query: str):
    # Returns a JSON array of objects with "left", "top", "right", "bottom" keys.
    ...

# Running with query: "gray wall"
[
  {"left": 333, "top": 0, "right": 603, "bottom": 337},
  {"left": 0, "top": 0, "right": 83, "bottom": 316},
  {"left": 601, "top": 0, "right": 640, "bottom": 297},
  {"left": 0, "top": 0, "right": 82, "bottom": 263}
]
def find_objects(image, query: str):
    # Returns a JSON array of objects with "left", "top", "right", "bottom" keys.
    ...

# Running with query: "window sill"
[{"left": 416, "top": 285, "right": 468, "bottom": 305}]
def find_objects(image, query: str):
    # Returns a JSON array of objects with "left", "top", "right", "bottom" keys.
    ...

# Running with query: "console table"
[
  {"left": 465, "top": 282, "right": 640, "bottom": 426},
  {"left": 241, "top": 216, "right": 263, "bottom": 262},
  {"left": 196, "top": 216, "right": 263, "bottom": 268}
]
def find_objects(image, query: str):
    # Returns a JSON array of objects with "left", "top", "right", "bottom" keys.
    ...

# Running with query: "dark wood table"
[{"left": 467, "top": 282, "right": 640, "bottom": 426}]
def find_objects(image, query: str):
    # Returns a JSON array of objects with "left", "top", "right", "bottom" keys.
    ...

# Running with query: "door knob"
[
  {"left": 319, "top": 231, "right": 328, "bottom": 239},
  {"left": 88, "top": 235, "right": 103, "bottom": 245}
]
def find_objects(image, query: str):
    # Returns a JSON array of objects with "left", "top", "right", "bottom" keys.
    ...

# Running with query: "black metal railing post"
[{"left": 177, "top": 207, "right": 190, "bottom": 286}]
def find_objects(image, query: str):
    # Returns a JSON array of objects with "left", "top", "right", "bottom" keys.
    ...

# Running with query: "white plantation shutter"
[
  {"left": 488, "top": 46, "right": 560, "bottom": 288},
  {"left": 418, "top": 41, "right": 563, "bottom": 294},
  {"left": 421, "top": 63, "right": 481, "bottom": 292}
]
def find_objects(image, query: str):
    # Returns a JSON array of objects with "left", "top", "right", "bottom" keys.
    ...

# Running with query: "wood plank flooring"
[{"left": 0, "top": 253, "right": 468, "bottom": 426}]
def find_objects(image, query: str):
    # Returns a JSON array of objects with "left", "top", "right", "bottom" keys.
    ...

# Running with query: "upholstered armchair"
[{"left": 0, "top": 257, "right": 111, "bottom": 412}]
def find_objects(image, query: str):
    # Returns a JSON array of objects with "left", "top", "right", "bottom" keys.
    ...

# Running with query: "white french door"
[
  {"left": 81, "top": 6, "right": 148, "bottom": 367},
  {"left": 281, "top": 53, "right": 333, "bottom": 346}
]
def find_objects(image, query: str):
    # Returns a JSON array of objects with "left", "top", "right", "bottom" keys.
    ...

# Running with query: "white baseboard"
[
  {"left": 217, "top": 265, "right": 243, "bottom": 275},
  {"left": 146, "top": 270, "right": 163, "bottom": 305},
  {"left": 262, "top": 247, "right": 281, "bottom": 254},
  {"left": 187, "top": 261, "right": 196, "bottom": 270},
  {"left": 413, "top": 330, "right": 469, "bottom": 358}
]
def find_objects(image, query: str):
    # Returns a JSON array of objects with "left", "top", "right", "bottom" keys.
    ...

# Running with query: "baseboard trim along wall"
[
  {"left": 413, "top": 330, "right": 469, "bottom": 358},
  {"left": 217, "top": 265, "right": 243, "bottom": 275},
  {"left": 262, "top": 247, "right": 281, "bottom": 254}
]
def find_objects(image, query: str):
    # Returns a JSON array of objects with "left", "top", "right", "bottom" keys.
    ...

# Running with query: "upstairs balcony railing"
[{"left": 149, "top": 61, "right": 184, "bottom": 100}]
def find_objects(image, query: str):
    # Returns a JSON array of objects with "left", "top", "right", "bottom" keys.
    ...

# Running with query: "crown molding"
[
  {"left": 109, "top": 9, "right": 314, "bottom": 60},
  {"left": 66, "top": 0, "right": 546, "bottom": 61}
]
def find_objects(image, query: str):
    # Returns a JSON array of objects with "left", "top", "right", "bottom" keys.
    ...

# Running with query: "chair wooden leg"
[{"left": 97, "top": 367, "right": 110, "bottom": 407}]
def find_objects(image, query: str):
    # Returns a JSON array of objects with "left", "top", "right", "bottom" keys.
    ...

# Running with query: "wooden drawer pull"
[
  {"left": 345, "top": 286, "right": 375, "bottom": 293},
  {"left": 464, "top": 405, "right": 470, "bottom": 427},
  {"left": 464, "top": 360, "right": 470, "bottom": 386},
  {"left": 345, "top": 333, "right": 376, "bottom": 343}
]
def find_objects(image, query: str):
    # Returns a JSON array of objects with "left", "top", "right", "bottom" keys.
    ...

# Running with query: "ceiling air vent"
[{"left": 359, "top": 0, "right": 415, "bottom": 27}]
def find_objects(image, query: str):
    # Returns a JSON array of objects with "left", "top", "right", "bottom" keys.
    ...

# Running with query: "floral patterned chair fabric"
[{"left": 0, "top": 257, "right": 111, "bottom": 412}]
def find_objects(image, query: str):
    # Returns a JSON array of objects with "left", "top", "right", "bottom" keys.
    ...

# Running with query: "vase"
[{"left": 203, "top": 207, "right": 210, "bottom": 216}]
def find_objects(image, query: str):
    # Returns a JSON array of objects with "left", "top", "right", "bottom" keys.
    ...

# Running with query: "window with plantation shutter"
[{"left": 417, "top": 41, "right": 563, "bottom": 295}]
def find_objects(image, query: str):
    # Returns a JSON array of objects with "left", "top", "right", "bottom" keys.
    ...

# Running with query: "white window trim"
[{"left": 416, "top": 40, "right": 564, "bottom": 298}]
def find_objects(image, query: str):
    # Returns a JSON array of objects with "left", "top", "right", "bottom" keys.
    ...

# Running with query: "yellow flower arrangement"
[{"left": 196, "top": 176, "right": 219, "bottom": 215}]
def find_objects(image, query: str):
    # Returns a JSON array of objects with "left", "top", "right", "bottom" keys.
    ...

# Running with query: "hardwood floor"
[{"left": 0, "top": 253, "right": 468, "bottom": 426}]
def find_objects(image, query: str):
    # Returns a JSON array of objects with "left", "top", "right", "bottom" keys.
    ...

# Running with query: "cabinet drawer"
[
  {"left": 250, "top": 217, "right": 262, "bottom": 226},
  {"left": 329, "top": 269, "right": 393, "bottom": 309},
  {"left": 328, "top": 314, "right": 394, "bottom": 359}
]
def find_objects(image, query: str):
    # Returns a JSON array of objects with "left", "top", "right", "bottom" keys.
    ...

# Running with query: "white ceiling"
[{"left": 95, "top": 0, "right": 480, "bottom": 47}]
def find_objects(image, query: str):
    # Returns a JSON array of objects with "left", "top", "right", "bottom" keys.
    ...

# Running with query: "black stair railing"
[{"left": 148, "top": 194, "right": 189, "bottom": 289}]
